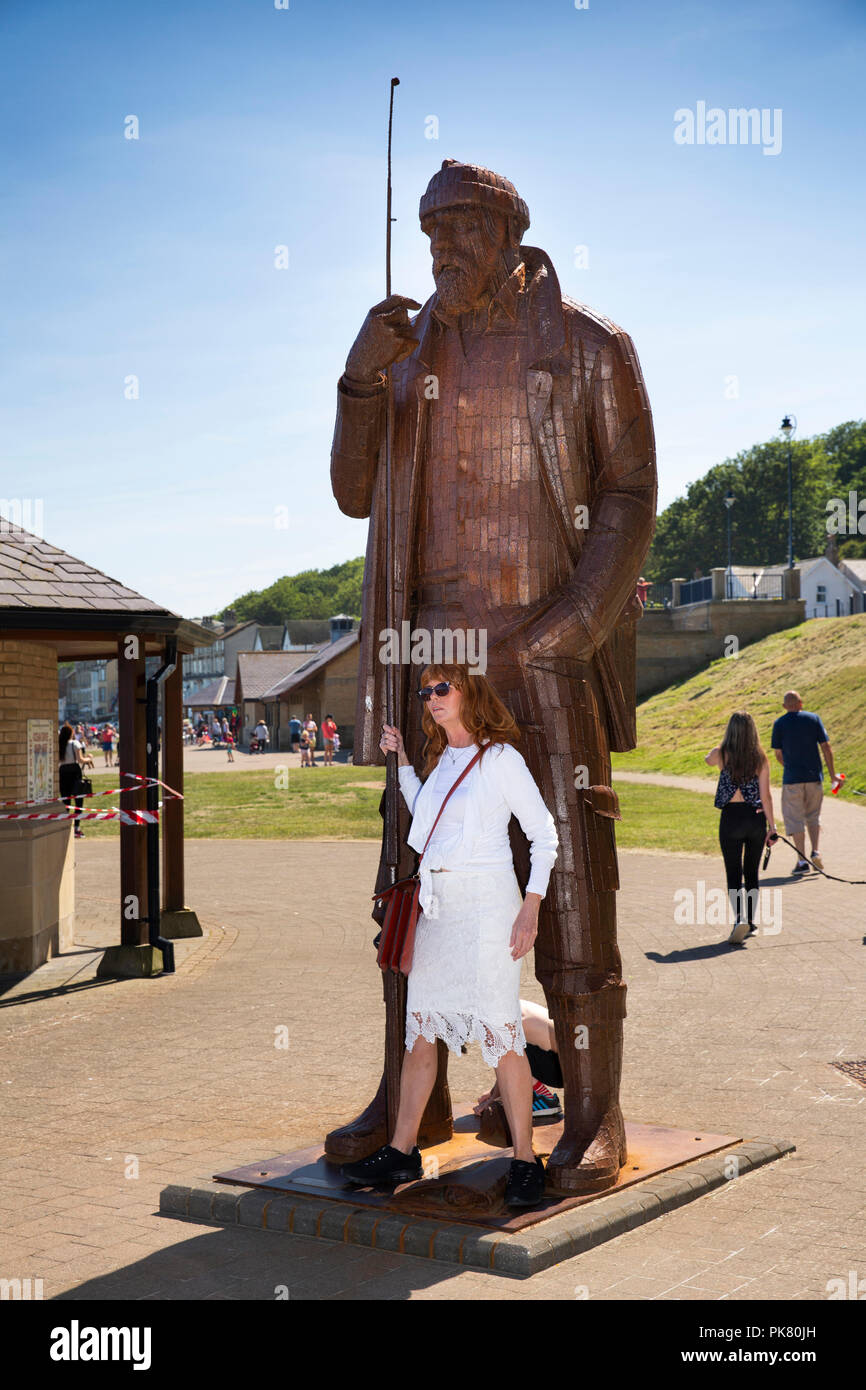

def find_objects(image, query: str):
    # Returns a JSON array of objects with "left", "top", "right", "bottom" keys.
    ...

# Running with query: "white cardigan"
[{"left": 398, "top": 741, "right": 558, "bottom": 918}]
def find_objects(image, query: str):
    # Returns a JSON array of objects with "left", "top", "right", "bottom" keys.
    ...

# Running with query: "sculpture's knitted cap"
[{"left": 419, "top": 159, "right": 530, "bottom": 235}]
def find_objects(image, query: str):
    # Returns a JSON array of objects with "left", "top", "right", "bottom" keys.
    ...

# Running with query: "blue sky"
[{"left": 2, "top": 0, "right": 863, "bottom": 617}]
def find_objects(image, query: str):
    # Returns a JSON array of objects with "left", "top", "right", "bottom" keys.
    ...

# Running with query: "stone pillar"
[
  {"left": 671, "top": 578, "right": 685, "bottom": 607},
  {"left": 711, "top": 567, "right": 727, "bottom": 601},
  {"left": 782, "top": 567, "right": 801, "bottom": 600},
  {"left": 0, "top": 638, "right": 74, "bottom": 972}
]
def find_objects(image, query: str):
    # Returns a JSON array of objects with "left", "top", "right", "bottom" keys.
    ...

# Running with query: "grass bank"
[{"left": 613, "top": 615, "right": 866, "bottom": 798}]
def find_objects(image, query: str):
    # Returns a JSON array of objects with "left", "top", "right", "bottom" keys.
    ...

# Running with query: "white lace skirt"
[{"left": 405, "top": 864, "right": 527, "bottom": 1069}]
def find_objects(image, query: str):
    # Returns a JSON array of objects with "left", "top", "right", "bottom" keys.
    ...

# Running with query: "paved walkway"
[{"left": 1, "top": 784, "right": 864, "bottom": 1300}]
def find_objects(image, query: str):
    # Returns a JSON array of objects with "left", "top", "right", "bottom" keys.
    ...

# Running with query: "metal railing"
[
  {"left": 643, "top": 582, "right": 673, "bottom": 609},
  {"left": 679, "top": 576, "right": 713, "bottom": 605},
  {"left": 724, "top": 572, "right": 784, "bottom": 600}
]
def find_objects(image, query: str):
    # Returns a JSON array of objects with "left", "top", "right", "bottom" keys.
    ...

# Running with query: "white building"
[
  {"left": 763, "top": 557, "right": 861, "bottom": 619},
  {"left": 839, "top": 558, "right": 866, "bottom": 613}
]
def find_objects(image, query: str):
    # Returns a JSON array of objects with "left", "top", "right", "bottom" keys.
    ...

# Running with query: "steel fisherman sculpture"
[{"left": 328, "top": 159, "right": 657, "bottom": 1193}]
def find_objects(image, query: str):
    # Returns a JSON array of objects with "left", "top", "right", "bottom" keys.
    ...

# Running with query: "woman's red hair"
[{"left": 417, "top": 664, "right": 520, "bottom": 777}]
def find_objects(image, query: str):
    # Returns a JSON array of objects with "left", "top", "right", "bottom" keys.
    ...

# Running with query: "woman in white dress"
[{"left": 341, "top": 664, "right": 558, "bottom": 1208}]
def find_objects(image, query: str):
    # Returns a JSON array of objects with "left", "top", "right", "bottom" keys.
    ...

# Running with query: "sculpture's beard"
[{"left": 433, "top": 263, "right": 481, "bottom": 315}]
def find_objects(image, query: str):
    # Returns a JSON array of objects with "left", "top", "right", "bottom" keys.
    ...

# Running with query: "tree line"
[
  {"left": 218, "top": 420, "right": 866, "bottom": 619},
  {"left": 220, "top": 556, "right": 364, "bottom": 625},
  {"left": 642, "top": 420, "right": 866, "bottom": 583}
]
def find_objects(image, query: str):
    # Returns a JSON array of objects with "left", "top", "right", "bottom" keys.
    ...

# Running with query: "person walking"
[
  {"left": 288, "top": 715, "right": 302, "bottom": 754},
  {"left": 705, "top": 712, "right": 777, "bottom": 944},
  {"left": 340, "top": 665, "right": 558, "bottom": 1209},
  {"left": 771, "top": 690, "right": 841, "bottom": 875},
  {"left": 59, "top": 721, "right": 87, "bottom": 839},
  {"left": 321, "top": 713, "right": 338, "bottom": 766},
  {"left": 254, "top": 719, "right": 270, "bottom": 755}
]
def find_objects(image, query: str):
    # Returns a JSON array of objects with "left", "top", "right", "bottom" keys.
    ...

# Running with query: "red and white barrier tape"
[
  {"left": 0, "top": 772, "right": 183, "bottom": 810},
  {"left": 0, "top": 805, "right": 162, "bottom": 825}
]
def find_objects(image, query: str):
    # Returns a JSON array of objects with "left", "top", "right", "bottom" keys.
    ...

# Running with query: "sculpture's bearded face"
[{"left": 423, "top": 206, "right": 514, "bottom": 316}]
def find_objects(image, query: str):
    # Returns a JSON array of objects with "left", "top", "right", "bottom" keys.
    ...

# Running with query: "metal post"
[
  {"left": 146, "top": 640, "right": 177, "bottom": 972},
  {"left": 787, "top": 442, "right": 794, "bottom": 568},
  {"left": 726, "top": 507, "right": 732, "bottom": 597}
]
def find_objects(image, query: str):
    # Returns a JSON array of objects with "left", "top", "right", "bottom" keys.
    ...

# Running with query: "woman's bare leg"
[
  {"left": 495, "top": 1049, "right": 535, "bottom": 1162},
  {"left": 475, "top": 1001, "right": 558, "bottom": 1112},
  {"left": 390, "top": 1036, "right": 438, "bottom": 1153}
]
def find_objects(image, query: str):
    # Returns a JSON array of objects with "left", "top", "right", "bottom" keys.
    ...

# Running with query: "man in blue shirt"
[
  {"left": 288, "top": 716, "right": 302, "bottom": 753},
  {"left": 771, "top": 690, "right": 840, "bottom": 874}
]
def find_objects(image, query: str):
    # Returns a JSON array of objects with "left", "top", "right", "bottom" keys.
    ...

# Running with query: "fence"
[
  {"left": 643, "top": 582, "right": 673, "bottom": 609},
  {"left": 643, "top": 573, "right": 790, "bottom": 608},
  {"left": 678, "top": 576, "right": 713, "bottom": 605},
  {"left": 725, "top": 572, "right": 784, "bottom": 600}
]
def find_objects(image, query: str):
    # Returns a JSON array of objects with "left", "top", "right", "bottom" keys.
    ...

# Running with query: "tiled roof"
[
  {"left": 761, "top": 558, "right": 826, "bottom": 578},
  {"left": 262, "top": 631, "right": 358, "bottom": 698},
  {"left": 0, "top": 521, "right": 174, "bottom": 614},
  {"left": 187, "top": 676, "right": 235, "bottom": 707},
  {"left": 236, "top": 650, "right": 322, "bottom": 701},
  {"left": 840, "top": 559, "right": 866, "bottom": 584}
]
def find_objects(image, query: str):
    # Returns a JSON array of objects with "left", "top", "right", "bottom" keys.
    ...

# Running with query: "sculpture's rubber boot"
[
  {"left": 543, "top": 983, "right": 628, "bottom": 1194},
  {"left": 324, "top": 976, "right": 453, "bottom": 1161}
]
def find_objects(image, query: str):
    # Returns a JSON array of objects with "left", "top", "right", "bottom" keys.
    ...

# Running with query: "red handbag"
[{"left": 374, "top": 747, "right": 483, "bottom": 975}]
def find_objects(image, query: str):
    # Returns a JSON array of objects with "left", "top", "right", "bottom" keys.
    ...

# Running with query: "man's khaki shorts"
[{"left": 781, "top": 782, "right": 823, "bottom": 835}]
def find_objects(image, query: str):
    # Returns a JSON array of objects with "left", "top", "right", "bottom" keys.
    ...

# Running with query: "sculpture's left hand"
[
  {"left": 510, "top": 896, "right": 541, "bottom": 961},
  {"left": 522, "top": 595, "right": 595, "bottom": 666}
]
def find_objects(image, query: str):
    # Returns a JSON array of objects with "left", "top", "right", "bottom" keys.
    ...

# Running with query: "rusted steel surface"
[
  {"left": 214, "top": 1106, "right": 738, "bottom": 1233},
  {"left": 326, "top": 160, "right": 658, "bottom": 1191}
]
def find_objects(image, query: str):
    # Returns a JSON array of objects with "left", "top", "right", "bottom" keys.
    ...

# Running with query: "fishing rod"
[{"left": 383, "top": 76, "right": 400, "bottom": 885}]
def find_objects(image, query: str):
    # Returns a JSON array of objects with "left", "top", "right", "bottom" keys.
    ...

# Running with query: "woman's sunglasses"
[{"left": 417, "top": 681, "right": 455, "bottom": 702}]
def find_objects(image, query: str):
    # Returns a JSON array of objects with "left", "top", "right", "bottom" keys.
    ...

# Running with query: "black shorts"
[{"left": 525, "top": 1042, "right": 564, "bottom": 1089}]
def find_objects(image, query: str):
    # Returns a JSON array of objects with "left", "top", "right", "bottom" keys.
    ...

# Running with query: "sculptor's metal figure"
[{"left": 328, "top": 160, "right": 657, "bottom": 1192}]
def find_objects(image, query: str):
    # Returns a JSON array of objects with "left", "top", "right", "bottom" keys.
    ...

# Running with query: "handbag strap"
[{"left": 417, "top": 747, "right": 483, "bottom": 863}]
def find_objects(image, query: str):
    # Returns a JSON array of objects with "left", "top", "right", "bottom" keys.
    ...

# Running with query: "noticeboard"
[{"left": 27, "top": 718, "right": 54, "bottom": 804}]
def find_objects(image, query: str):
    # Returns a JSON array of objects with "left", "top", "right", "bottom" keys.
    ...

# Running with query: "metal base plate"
[{"left": 213, "top": 1106, "right": 740, "bottom": 1232}]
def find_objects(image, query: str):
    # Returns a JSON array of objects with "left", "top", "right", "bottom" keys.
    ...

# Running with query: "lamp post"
[
  {"left": 724, "top": 490, "right": 736, "bottom": 598},
  {"left": 780, "top": 414, "right": 797, "bottom": 568}
]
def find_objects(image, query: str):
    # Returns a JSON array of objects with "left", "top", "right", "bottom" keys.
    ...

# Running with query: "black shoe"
[
  {"left": 792, "top": 860, "right": 810, "bottom": 875},
  {"left": 340, "top": 1143, "right": 422, "bottom": 1187},
  {"left": 504, "top": 1155, "right": 546, "bottom": 1208}
]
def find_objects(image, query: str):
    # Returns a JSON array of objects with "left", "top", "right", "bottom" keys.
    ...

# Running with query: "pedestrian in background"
[
  {"left": 705, "top": 712, "right": 777, "bottom": 944},
  {"left": 322, "top": 713, "right": 337, "bottom": 765},
  {"left": 304, "top": 712, "right": 318, "bottom": 766},
  {"left": 771, "top": 690, "right": 841, "bottom": 875},
  {"left": 59, "top": 721, "right": 87, "bottom": 840},
  {"left": 100, "top": 722, "right": 115, "bottom": 767}
]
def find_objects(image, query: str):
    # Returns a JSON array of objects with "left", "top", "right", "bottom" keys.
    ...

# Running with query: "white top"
[
  {"left": 398, "top": 740, "right": 558, "bottom": 918},
  {"left": 61, "top": 739, "right": 81, "bottom": 765}
]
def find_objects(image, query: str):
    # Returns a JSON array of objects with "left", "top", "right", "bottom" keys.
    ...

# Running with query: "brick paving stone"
[{"left": 1, "top": 811, "right": 864, "bottom": 1300}]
